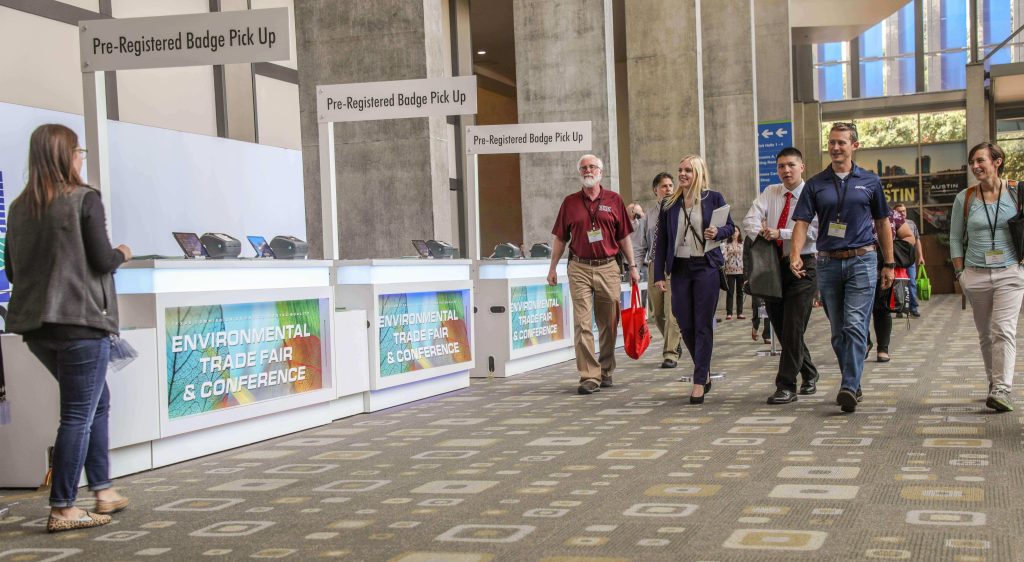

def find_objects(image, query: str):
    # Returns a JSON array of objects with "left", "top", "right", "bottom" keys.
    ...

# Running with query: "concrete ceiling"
[{"left": 790, "top": 0, "right": 910, "bottom": 44}]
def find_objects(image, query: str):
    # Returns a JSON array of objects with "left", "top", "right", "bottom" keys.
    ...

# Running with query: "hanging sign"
[
  {"left": 466, "top": 122, "right": 592, "bottom": 155},
  {"left": 317, "top": 76, "right": 477, "bottom": 123},
  {"left": 79, "top": 8, "right": 291, "bottom": 71}
]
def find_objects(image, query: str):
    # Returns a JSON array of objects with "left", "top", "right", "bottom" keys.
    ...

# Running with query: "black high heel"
[
  {"left": 704, "top": 381, "right": 712, "bottom": 394},
  {"left": 689, "top": 394, "right": 704, "bottom": 405}
]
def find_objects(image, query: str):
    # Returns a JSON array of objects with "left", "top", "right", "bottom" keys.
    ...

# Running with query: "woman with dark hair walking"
[
  {"left": 6, "top": 124, "right": 132, "bottom": 531},
  {"left": 950, "top": 141, "right": 1024, "bottom": 412}
]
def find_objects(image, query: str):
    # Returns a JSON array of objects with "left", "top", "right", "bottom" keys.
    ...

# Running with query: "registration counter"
[
  {"left": 0, "top": 259, "right": 371, "bottom": 487},
  {"left": 471, "top": 259, "right": 640, "bottom": 378},
  {"left": 334, "top": 259, "right": 474, "bottom": 412},
  {"left": 471, "top": 259, "right": 573, "bottom": 378}
]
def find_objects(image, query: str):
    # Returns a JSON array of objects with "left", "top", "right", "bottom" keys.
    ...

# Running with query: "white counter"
[
  {"left": 472, "top": 259, "right": 574, "bottom": 378},
  {"left": 334, "top": 259, "right": 474, "bottom": 412},
  {"left": 0, "top": 258, "right": 370, "bottom": 487}
]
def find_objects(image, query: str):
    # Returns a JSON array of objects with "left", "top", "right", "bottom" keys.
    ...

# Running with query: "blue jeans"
[
  {"left": 26, "top": 338, "right": 113, "bottom": 508},
  {"left": 816, "top": 252, "right": 877, "bottom": 393}
]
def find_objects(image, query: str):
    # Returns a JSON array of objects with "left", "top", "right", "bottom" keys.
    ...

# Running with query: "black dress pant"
[
  {"left": 725, "top": 274, "right": 744, "bottom": 315},
  {"left": 767, "top": 255, "right": 819, "bottom": 392}
]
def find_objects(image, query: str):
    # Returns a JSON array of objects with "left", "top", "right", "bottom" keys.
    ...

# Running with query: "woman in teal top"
[{"left": 949, "top": 141, "right": 1023, "bottom": 413}]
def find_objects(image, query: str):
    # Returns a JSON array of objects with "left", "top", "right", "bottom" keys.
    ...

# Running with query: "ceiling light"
[{"left": 476, "top": 50, "right": 486, "bottom": 55}]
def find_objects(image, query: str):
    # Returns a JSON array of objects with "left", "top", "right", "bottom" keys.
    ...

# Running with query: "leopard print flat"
[{"left": 46, "top": 511, "right": 111, "bottom": 533}]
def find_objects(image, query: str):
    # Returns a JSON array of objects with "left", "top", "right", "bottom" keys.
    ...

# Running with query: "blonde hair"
[{"left": 668, "top": 154, "right": 710, "bottom": 208}]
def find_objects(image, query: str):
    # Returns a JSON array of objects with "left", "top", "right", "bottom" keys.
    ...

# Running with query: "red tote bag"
[{"left": 622, "top": 281, "right": 651, "bottom": 360}]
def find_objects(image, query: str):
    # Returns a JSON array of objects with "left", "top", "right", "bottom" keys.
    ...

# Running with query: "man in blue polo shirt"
[{"left": 789, "top": 122, "right": 895, "bottom": 413}]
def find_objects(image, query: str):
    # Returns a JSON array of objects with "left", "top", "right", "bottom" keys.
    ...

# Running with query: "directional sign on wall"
[{"left": 757, "top": 121, "right": 793, "bottom": 193}]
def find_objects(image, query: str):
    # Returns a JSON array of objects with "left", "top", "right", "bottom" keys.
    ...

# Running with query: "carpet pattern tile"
[{"left": 2, "top": 295, "right": 1024, "bottom": 560}]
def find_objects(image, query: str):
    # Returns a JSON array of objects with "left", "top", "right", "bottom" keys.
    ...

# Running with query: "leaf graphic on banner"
[{"left": 166, "top": 304, "right": 228, "bottom": 418}]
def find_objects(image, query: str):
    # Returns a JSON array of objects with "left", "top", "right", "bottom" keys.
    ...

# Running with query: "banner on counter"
[
  {"left": 378, "top": 289, "right": 472, "bottom": 376},
  {"left": 79, "top": 8, "right": 290, "bottom": 72},
  {"left": 317, "top": 76, "right": 477, "bottom": 123},
  {"left": 510, "top": 283, "right": 566, "bottom": 349},
  {"left": 165, "top": 298, "right": 327, "bottom": 419},
  {"left": 465, "top": 121, "right": 592, "bottom": 155}
]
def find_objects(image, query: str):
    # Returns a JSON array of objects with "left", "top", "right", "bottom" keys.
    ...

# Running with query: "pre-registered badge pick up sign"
[
  {"left": 317, "top": 76, "right": 477, "bottom": 123},
  {"left": 465, "top": 122, "right": 592, "bottom": 154},
  {"left": 79, "top": 8, "right": 290, "bottom": 71}
]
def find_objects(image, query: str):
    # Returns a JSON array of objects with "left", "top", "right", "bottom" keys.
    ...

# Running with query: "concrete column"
[
  {"left": 793, "top": 101, "right": 823, "bottom": 171},
  {"left": 625, "top": 0, "right": 703, "bottom": 207},
  {"left": 514, "top": 0, "right": 619, "bottom": 246},
  {"left": 965, "top": 62, "right": 990, "bottom": 150},
  {"left": 701, "top": 0, "right": 758, "bottom": 216},
  {"left": 295, "top": 0, "right": 454, "bottom": 259},
  {"left": 754, "top": 0, "right": 793, "bottom": 126}
]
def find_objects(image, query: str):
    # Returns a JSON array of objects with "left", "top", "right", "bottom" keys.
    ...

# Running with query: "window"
[{"left": 815, "top": 42, "right": 849, "bottom": 101}]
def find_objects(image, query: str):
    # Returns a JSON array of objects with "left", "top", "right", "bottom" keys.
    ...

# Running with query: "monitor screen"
[
  {"left": 172, "top": 232, "right": 207, "bottom": 258},
  {"left": 411, "top": 239, "right": 432, "bottom": 258},
  {"left": 247, "top": 235, "right": 275, "bottom": 258}
]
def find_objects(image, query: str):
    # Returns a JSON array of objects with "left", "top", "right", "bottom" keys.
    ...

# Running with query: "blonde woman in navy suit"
[{"left": 652, "top": 155, "right": 735, "bottom": 404}]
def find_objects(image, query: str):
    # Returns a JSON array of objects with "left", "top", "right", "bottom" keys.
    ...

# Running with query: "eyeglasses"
[
  {"left": 579, "top": 164, "right": 601, "bottom": 172},
  {"left": 74, "top": 147, "right": 88, "bottom": 159}
]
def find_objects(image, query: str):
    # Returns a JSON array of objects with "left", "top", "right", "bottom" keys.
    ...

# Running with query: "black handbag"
[
  {"left": 892, "top": 239, "right": 916, "bottom": 268},
  {"left": 745, "top": 236, "right": 783, "bottom": 300},
  {"left": 1006, "top": 182, "right": 1024, "bottom": 261}
]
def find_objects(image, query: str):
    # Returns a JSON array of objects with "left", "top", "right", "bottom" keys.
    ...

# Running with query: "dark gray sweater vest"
[{"left": 7, "top": 186, "right": 119, "bottom": 335}]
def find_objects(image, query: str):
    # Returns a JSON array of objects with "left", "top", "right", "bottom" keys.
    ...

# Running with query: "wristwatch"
[
  {"left": 882, "top": 262, "right": 896, "bottom": 269},
  {"left": 629, "top": 264, "right": 638, "bottom": 269}
]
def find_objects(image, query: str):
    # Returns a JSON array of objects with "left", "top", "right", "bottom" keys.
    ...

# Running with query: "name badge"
[
  {"left": 587, "top": 229, "right": 604, "bottom": 244},
  {"left": 827, "top": 221, "right": 848, "bottom": 239},
  {"left": 985, "top": 249, "right": 1006, "bottom": 265}
]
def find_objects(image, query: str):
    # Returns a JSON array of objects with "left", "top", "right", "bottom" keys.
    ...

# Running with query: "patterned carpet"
[{"left": 2, "top": 294, "right": 1023, "bottom": 561}]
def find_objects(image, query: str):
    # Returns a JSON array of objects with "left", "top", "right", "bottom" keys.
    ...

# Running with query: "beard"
[{"left": 582, "top": 176, "right": 599, "bottom": 188}]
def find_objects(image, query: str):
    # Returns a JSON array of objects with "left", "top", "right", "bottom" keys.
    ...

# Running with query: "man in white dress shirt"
[{"left": 743, "top": 147, "right": 820, "bottom": 404}]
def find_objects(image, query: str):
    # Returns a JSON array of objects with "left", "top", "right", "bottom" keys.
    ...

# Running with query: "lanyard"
[
  {"left": 981, "top": 182, "right": 1003, "bottom": 251},
  {"left": 580, "top": 189, "right": 602, "bottom": 228},
  {"left": 682, "top": 204, "right": 706, "bottom": 251},
  {"left": 831, "top": 174, "right": 849, "bottom": 223}
]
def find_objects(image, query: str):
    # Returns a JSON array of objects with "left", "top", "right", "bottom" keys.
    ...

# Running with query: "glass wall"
[
  {"left": 816, "top": 42, "right": 849, "bottom": 101},
  {"left": 816, "top": 0, "right": 1019, "bottom": 101}
]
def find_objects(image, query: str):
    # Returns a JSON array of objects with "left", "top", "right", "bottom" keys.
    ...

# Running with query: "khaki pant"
[
  {"left": 568, "top": 260, "right": 621, "bottom": 383},
  {"left": 961, "top": 265, "right": 1024, "bottom": 392},
  {"left": 648, "top": 269, "right": 681, "bottom": 360}
]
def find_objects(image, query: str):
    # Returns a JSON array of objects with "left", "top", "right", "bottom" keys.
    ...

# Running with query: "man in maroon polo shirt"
[{"left": 547, "top": 154, "right": 640, "bottom": 395}]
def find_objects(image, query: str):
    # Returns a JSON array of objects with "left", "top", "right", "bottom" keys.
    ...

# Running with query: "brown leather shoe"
[
  {"left": 577, "top": 380, "right": 600, "bottom": 394},
  {"left": 94, "top": 497, "right": 129, "bottom": 515},
  {"left": 47, "top": 511, "right": 111, "bottom": 533}
]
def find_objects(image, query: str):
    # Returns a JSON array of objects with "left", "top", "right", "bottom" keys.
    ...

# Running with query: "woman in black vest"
[{"left": 6, "top": 124, "right": 132, "bottom": 532}]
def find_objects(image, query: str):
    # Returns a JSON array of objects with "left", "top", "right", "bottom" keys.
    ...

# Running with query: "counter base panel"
[
  {"left": 329, "top": 393, "right": 365, "bottom": 419},
  {"left": 152, "top": 401, "right": 334, "bottom": 468},
  {"left": 471, "top": 347, "right": 576, "bottom": 378},
  {"left": 109, "top": 442, "right": 155, "bottom": 481},
  {"left": 364, "top": 371, "right": 469, "bottom": 412}
]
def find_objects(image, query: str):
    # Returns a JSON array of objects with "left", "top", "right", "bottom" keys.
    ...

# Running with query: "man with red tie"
[{"left": 742, "top": 147, "right": 820, "bottom": 404}]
